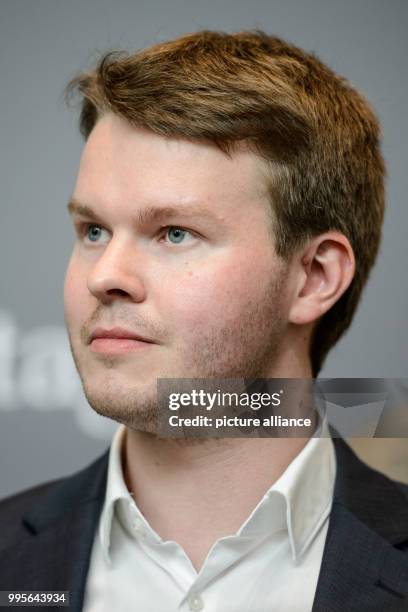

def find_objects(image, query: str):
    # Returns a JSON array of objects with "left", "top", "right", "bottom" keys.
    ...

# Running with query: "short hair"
[{"left": 66, "top": 30, "right": 385, "bottom": 376}]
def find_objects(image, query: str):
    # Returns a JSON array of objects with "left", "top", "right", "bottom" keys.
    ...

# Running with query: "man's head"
[{"left": 64, "top": 30, "right": 384, "bottom": 431}]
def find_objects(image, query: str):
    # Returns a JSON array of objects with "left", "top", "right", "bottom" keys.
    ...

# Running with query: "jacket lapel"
[
  {"left": 312, "top": 437, "right": 408, "bottom": 611},
  {"left": 2, "top": 450, "right": 109, "bottom": 612}
]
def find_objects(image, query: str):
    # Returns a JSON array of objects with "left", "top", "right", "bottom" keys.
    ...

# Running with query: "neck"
[
  {"left": 122, "top": 359, "right": 314, "bottom": 571},
  {"left": 123, "top": 432, "right": 310, "bottom": 571}
]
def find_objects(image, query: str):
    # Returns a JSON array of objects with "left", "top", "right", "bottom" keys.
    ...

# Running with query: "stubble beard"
[{"left": 67, "top": 270, "right": 288, "bottom": 436}]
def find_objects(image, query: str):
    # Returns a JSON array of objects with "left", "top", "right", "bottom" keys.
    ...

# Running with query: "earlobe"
[{"left": 288, "top": 232, "right": 355, "bottom": 326}]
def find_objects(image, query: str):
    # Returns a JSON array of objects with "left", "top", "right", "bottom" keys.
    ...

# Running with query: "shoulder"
[
  {"left": 331, "top": 437, "right": 408, "bottom": 550},
  {"left": 0, "top": 476, "right": 69, "bottom": 560},
  {"left": 0, "top": 477, "right": 65, "bottom": 525},
  {"left": 0, "top": 450, "right": 109, "bottom": 550}
]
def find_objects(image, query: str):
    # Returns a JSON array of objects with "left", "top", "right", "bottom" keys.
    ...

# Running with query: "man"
[{"left": 0, "top": 30, "right": 407, "bottom": 612}]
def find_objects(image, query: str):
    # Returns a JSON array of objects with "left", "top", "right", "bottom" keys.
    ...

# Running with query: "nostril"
[{"left": 106, "top": 288, "right": 130, "bottom": 297}]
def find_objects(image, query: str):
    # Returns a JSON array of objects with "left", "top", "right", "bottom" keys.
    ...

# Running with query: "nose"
[{"left": 87, "top": 237, "right": 147, "bottom": 304}]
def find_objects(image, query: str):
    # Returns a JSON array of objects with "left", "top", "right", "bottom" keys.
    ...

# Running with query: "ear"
[{"left": 288, "top": 232, "right": 355, "bottom": 326}]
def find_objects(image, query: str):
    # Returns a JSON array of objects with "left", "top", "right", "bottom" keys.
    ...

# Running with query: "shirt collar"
[
  {"left": 99, "top": 420, "right": 335, "bottom": 565},
  {"left": 272, "top": 417, "right": 336, "bottom": 561},
  {"left": 99, "top": 425, "right": 130, "bottom": 565}
]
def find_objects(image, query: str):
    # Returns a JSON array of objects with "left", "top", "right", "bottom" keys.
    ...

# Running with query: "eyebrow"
[{"left": 67, "top": 198, "right": 222, "bottom": 226}]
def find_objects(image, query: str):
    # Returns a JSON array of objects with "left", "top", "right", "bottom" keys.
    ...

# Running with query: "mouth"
[{"left": 89, "top": 327, "right": 157, "bottom": 355}]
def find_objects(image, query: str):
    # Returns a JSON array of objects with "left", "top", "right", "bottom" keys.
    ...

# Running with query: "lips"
[
  {"left": 89, "top": 327, "right": 155, "bottom": 344},
  {"left": 89, "top": 327, "right": 156, "bottom": 355}
]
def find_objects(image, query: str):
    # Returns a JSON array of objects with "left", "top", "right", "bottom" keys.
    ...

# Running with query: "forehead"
[{"left": 74, "top": 113, "right": 271, "bottom": 220}]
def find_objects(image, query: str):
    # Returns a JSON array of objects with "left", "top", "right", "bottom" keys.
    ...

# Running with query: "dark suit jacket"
[{"left": 0, "top": 437, "right": 407, "bottom": 612}]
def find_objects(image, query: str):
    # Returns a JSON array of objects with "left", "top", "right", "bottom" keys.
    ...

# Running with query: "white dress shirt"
[{"left": 83, "top": 422, "right": 336, "bottom": 612}]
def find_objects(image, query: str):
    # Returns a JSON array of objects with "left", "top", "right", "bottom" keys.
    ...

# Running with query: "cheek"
[
  {"left": 161, "top": 255, "right": 269, "bottom": 331},
  {"left": 63, "top": 258, "right": 87, "bottom": 325}
]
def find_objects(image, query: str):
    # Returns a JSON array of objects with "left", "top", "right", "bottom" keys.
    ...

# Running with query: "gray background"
[{"left": 1, "top": 0, "right": 407, "bottom": 499}]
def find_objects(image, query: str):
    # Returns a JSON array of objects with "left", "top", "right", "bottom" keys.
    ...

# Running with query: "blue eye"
[
  {"left": 87, "top": 224, "right": 103, "bottom": 242},
  {"left": 166, "top": 227, "right": 188, "bottom": 244}
]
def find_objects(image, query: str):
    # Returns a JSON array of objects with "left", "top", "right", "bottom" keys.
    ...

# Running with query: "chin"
[{"left": 82, "top": 375, "right": 158, "bottom": 428}]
